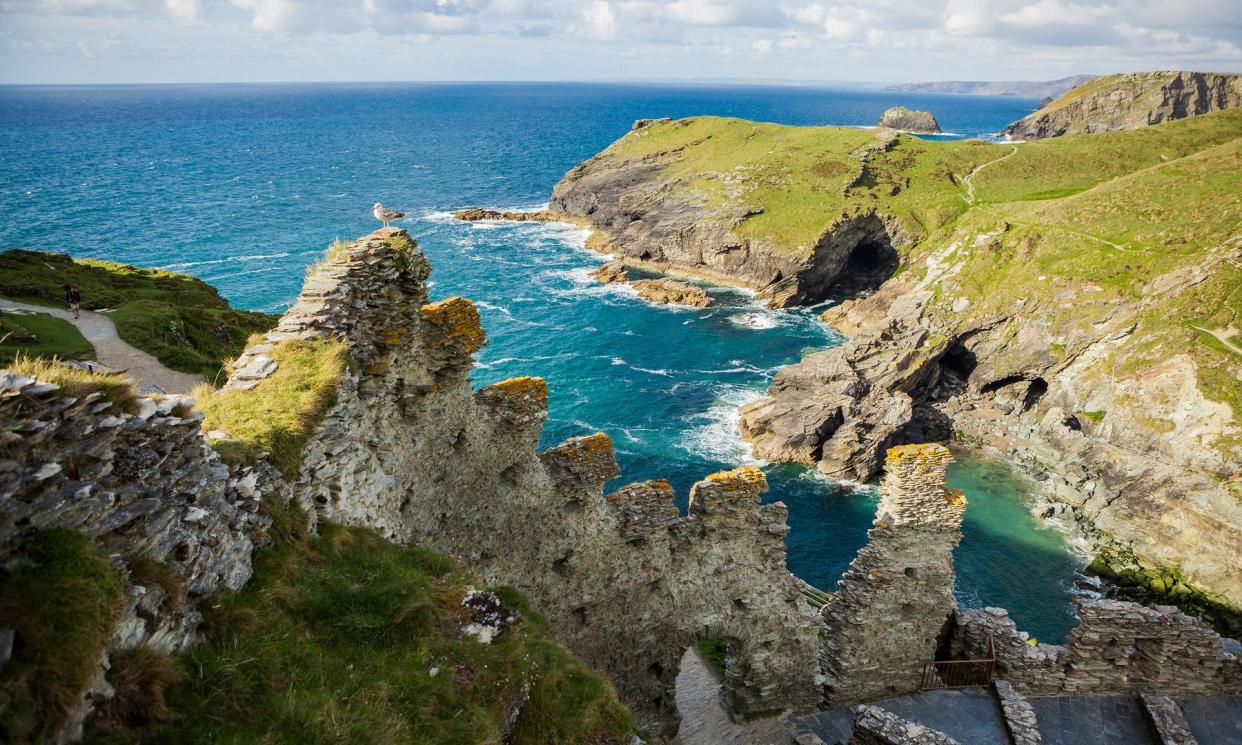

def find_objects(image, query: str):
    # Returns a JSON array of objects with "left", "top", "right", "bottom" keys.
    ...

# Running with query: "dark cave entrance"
[
  {"left": 894, "top": 339, "right": 978, "bottom": 445},
  {"left": 826, "top": 237, "right": 900, "bottom": 299}
]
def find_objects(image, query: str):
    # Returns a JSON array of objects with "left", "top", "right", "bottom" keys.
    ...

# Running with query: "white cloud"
[{"left": 579, "top": 0, "right": 616, "bottom": 40}]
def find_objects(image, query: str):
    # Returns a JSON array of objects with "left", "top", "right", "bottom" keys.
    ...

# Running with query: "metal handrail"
[{"left": 920, "top": 635, "right": 996, "bottom": 690}]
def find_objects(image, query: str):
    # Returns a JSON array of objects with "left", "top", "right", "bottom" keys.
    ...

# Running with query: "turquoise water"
[{"left": 0, "top": 83, "right": 1080, "bottom": 640}]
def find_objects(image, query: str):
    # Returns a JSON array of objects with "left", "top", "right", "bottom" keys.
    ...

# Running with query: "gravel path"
[{"left": 1, "top": 299, "right": 204, "bottom": 394}]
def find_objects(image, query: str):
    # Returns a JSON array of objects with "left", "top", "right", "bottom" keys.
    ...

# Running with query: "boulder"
[
  {"left": 877, "top": 107, "right": 942, "bottom": 133},
  {"left": 631, "top": 278, "right": 712, "bottom": 308}
]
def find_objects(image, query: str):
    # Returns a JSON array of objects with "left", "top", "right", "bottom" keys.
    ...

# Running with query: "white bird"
[{"left": 373, "top": 202, "right": 405, "bottom": 227}]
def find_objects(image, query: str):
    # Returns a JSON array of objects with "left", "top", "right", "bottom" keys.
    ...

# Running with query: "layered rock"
[
  {"left": 234, "top": 228, "right": 821, "bottom": 735},
  {"left": 820, "top": 445, "right": 966, "bottom": 704},
  {"left": 547, "top": 119, "right": 908, "bottom": 308},
  {"left": 0, "top": 374, "right": 280, "bottom": 740},
  {"left": 452, "top": 207, "right": 560, "bottom": 222},
  {"left": 590, "top": 261, "right": 713, "bottom": 307},
  {"left": 1002, "top": 71, "right": 1242, "bottom": 139},
  {"left": 877, "top": 107, "right": 941, "bottom": 134}
]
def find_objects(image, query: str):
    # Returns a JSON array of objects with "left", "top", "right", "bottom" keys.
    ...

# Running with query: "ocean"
[{"left": 0, "top": 82, "right": 1082, "bottom": 640}]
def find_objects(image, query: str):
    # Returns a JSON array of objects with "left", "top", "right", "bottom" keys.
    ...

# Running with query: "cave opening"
[{"left": 827, "top": 237, "right": 900, "bottom": 299}]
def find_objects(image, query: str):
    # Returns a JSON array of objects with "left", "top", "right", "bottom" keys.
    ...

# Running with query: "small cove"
[{"left": 0, "top": 82, "right": 1083, "bottom": 641}]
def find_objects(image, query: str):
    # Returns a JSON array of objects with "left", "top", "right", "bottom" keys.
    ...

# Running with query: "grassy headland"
[
  {"left": 0, "top": 250, "right": 277, "bottom": 380},
  {"left": 0, "top": 311, "right": 94, "bottom": 364}
]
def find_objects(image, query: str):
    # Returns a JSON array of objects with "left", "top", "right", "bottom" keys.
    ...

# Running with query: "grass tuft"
[
  {"left": 0, "top": 311, "right": 94, "bottom": 364},
  {"left": 2, "top": 354, "right": 140, "bottom": 415},
  {"left": 0, "top": 530, "right": 126, "bottom": 743},
  {"left": 194, "top": 338, "right": 348, "bottom": 478}
]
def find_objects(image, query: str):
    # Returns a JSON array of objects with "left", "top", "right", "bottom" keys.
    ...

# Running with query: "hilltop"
[
  {"left": 547, "top": 108, "right": 1242, "bottom": 625},
  {"left": 887, "top": 74, "right": 1095, "bottom": 99},
  {"left": 1001, "top": 70, "right": 1242, "bottom": 139}
]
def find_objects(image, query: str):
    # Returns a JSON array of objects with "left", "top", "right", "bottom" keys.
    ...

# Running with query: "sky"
[{"left": 1, "top": 0, "right": 1240, "bottom": 85}]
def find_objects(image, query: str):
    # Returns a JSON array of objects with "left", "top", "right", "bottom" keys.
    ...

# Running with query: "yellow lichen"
[
  {"left": 420, "top": 297, "right": 485, "bottom": 352},
  {"left": 886, "top": 443, "right": 953, "bottom": 465},
  {"left": 377, "top": 326, "right": 407, "bottom": 347},
  {"left": 705, "top": 465, "right": 767, "bottom": 490},
  {"left": 487, "top": 376, "right": 548, "bottom": 406}
]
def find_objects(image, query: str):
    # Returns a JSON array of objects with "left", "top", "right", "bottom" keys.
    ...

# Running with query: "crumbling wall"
[
  {"left": 820, "top": 444, "right": 966, "bottom": 704},
  {"left": 226, "top": 228, "right": 821, "bottom": 735},
  {"left": 952, "top": 601, "right": 1241, "bottom": 697},
  {"left": 0, "top": 373, "right": 279, "bottom": 739}
]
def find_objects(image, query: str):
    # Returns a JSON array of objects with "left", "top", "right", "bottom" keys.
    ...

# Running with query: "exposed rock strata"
[
  {"left": 590, "top": 261, "right": 713, "bottom": 307},
  {"left": 739, "top": 237, "right": 1242, "bottom": 613},
  {"left": 1002, "top": 71, "right": 1242, "bottom": 139},
  {"left": 877, "top": 107, "right": 941, "bottom": 134},
  {"left": 237, "top": 228, "right": 821, "bottom": 735},
  {"left": 0, "top": 375, "right": 281, "bottom": 740},
  {"left": 547, "top": 126, "right": 906, "bottom": 309},
  {"left": 820, "top": 444, "right": 966, "bottom": 704},
  {"left": 452, "top": 207, "right": 559, "bottom": 222}
]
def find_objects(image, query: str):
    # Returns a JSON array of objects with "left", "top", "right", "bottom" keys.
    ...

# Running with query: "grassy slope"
[
  {"left": 1033, "top": 71, "right": 1175, "bottom": 116},
  {"left": 86, "top": 502, "right": 634, "bottom": 745},
  {"left": 0, "top": 311, "right": 94, "bottom": 364},
  {"left": 0, "top": 250, "right": 277, "bottom": 380},
  {"left": 599, "top": 111, "right": 1242, "bottom": 457}
]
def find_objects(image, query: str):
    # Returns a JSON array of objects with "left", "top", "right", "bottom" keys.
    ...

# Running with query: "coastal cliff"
[
  {"left": 549, "top": 108, "right": 1242, "bottom": 624},
  {"left": 1002, "top": 70, "right": 1242, "bottom": 139}
]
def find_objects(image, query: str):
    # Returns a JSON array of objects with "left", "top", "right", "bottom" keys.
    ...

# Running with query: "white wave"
[
  {"left": 610, "top": 357, "right": 626, "bottom": 366},
  {"left": 475, "top": 300, "right": 513, "bottom": 317},
  {"left": 632, "top": 366, "right": 673, "bottom": 377},
  {"left": 730, "top": 311, "right": 781, "bottom": 330},
  {"left": 678, "top": 385, "right": 767, "bottom": 465}
]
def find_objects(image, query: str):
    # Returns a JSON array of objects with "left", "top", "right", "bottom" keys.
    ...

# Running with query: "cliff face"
[
  {"left": 1002, "top": 70, "right": 1242, "bottom": 139},
  {"left": 219, "top": 228, "right": 824, "bottom": 735},
  {"left": 877, "top": 107, "right": 941, "bottom": 134},
  {"left": 548, "top": 117, "right": 916, "bottom": 308},
  {"left": 554, "top": 108, "right": 1242, "bottom": 619}
]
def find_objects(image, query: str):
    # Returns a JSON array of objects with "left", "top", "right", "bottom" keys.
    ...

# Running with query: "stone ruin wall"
[
  {"left": 6, "top": 226, "right": 1241, "bottom": 740},
  {"left": 223, "top": 228, "right": 822, "bottom": 735},
  {"left": 0, "top": 374, "right": 282, "bottom": 740},
  {"left": 951, "top": 601, "right": 1242, "bottom": 698},
  {"left": 820, "top": 443, "right": 966, "bottom": 704}
]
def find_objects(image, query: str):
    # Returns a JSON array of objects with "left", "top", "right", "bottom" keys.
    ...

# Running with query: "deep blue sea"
[{"left": 0, "top": 82, "right": 1082, "bottom": 640}]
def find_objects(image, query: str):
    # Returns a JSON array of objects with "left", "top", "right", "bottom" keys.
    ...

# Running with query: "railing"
[{"left": 919, "top": 635, "right": 995, "bottom": 690}]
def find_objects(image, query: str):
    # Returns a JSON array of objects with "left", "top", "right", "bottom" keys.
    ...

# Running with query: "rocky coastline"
[
  {"left": 511, "top": 104, "right": 1242, "bottom": 629},
  {"left": 877, "top": 106, "right": 941, "bottom": 134}
]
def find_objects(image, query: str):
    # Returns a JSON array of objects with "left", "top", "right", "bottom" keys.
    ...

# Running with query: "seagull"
[{"left": 373, "top": 202, "right": 405, "bottom": 227}]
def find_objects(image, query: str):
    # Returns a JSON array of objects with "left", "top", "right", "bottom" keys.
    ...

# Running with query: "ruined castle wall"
[
  {"left": 228, "top": 228, "right": 822, "bottom": 735},
  {"left": 820, "top": 444, "right": 967, "bottom": 705},
  {"left": 952, "top": 602, "right": 1241, "bottom": 697},
  {"left": 0, "top": 373, "right": 279, "bottom": 739}
]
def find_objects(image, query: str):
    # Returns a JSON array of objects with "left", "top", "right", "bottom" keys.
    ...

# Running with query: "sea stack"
[{"left": 877, "top": 106, "right": 942, "bottom": 133}]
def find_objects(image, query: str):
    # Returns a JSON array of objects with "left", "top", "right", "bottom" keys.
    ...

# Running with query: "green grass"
[
  {"left": 194, "top": 338, "right": 349, "bottom": 478},
  {"left": 88, "top": 502, "right": 635, "bottom": 745},
  {"left": 0, "top": 311, "right": 94, "bottom": 364},
  {"left": 0, "top": 249, "right": 278, "bottom": 381},
  {"left": 0, "top": 530, "right": 126, "bottom": 743},
  {"left": 694, "top": 637, "right": 730, "bottom": 678},
  {"left": 2, "top": 354, "right": 139, "bottom": 414}
]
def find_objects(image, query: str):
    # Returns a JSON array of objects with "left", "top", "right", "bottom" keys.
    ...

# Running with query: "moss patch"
[
  {"left": 0, "top": 249, "right": 277, "bottom": 381},
  {"left": 695, "top": 637, "right": 730, "bottom": 679},
  {"left": 194, "top": 338, "right": 348, "bottom": 478},
  {"left": 89, "top": 503, "right": 634, "bottom": 745},
  {"left": 1087, "top": 546, "right": 1241, "bottom": 637},
  {"left": 0, "top": 530, "right": 126, "bottom": 743}
]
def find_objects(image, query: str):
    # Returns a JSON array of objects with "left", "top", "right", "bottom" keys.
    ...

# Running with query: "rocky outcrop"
[
  {"left": 820, "top": 445, "right": 966, "bottom": 704},
  {"left": 0, "top": 373, "right": 281, "bottom": 740},
  {"left": 632, "top": 279, "right": 712, "bottom": 307},
  {"left": 877, "top": 107, "right": 941, "bottom": 134},
  {"left": 233, "top": 228, "right": 821, "bottom": 735},
  {"left": 590, "top": 261, "right": 714, "bottom": 307},
  {"left": 547, "top": 120, "right": 907, "bottom": 309},
  {"left": 848, "top": 706, "right": 960, "bottom": 745},
  {"left": 452, "top": 207, "right": 559, "bottom": 222},
  {"left": 1002, "top": 71, "right": 1242, "bottom": 139}
]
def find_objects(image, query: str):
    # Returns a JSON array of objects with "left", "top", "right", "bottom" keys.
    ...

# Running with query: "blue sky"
[{"left": 1, "top": 0, "right": 1239, "bottom": 84}]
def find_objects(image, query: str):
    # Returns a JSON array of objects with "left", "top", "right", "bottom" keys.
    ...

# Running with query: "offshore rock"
[
  {"left": 591, "top": 261, "right": 630, "bottom": 284},
  {"left": 877, "top": 107, "right": 941, "bottom": 134},
  {"left": 1002, "top": 71, "right": 1242, "bottom": 139},
  {"left": 631, "top": 278, "right": 712, "bottom": 308},
  {"left": 452, "top": 208, "right": 558, "bottom": 222}
]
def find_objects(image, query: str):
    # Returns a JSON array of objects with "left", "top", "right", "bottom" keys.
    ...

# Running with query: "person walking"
[{"left": 64, "top": 284, "right": 81, "bottom": 319}]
